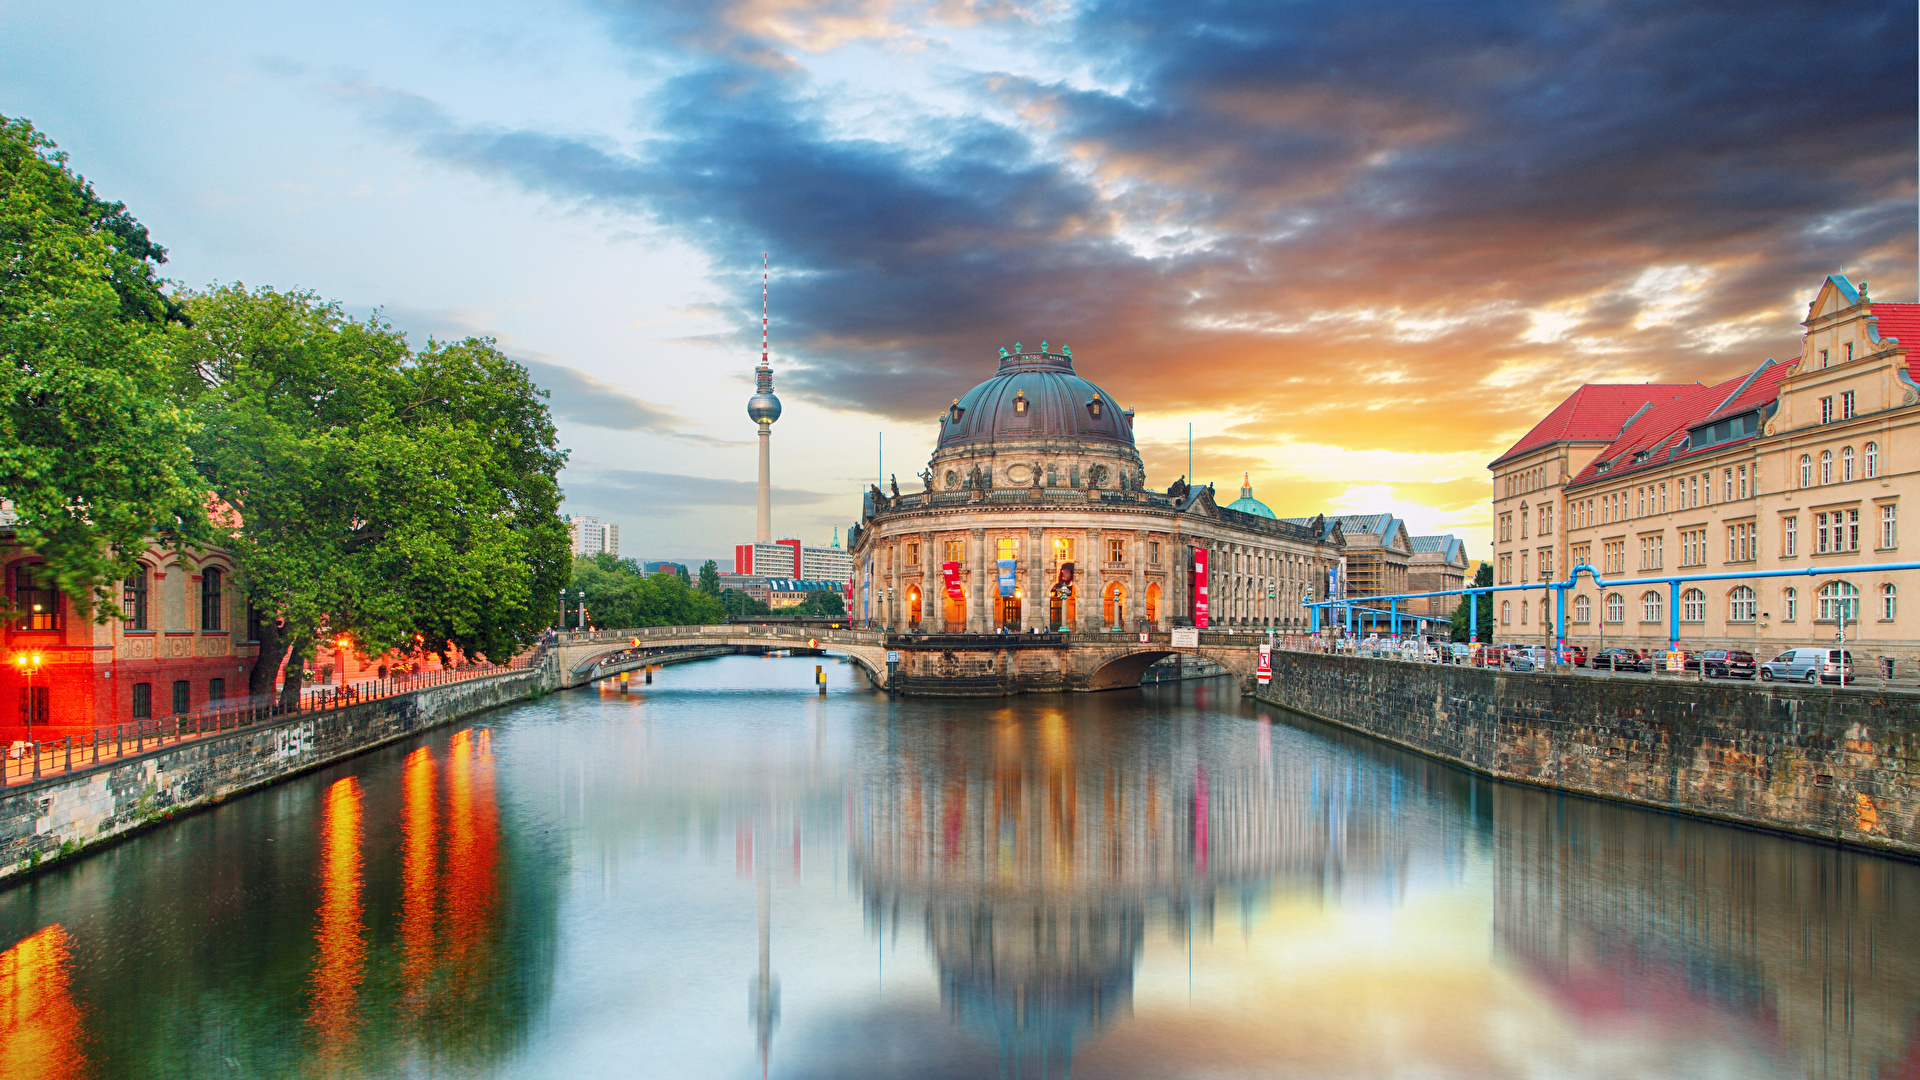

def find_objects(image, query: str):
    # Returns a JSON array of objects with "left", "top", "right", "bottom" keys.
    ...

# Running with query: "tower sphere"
[{"left": 749, "top": 390, "right": 783, "bottom": 424}]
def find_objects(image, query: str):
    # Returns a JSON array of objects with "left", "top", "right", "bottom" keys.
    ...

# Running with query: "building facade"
[
  {"left": 1490, "top": 274, "right": 1920, "bottom": 665},
  {"left": 847, "top": 346, "right": 1344, "bottom": 633},
  {"left": 568, "top": 515, "right": 620, "bottom": 558},
  {"left": 1407, "top": 536, "right": 1470, "bottom": 620},
  {"left": 2, "top": 541, "right": 259, "bottom": 739}
]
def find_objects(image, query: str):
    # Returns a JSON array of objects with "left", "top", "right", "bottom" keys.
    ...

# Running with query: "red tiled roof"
[
  {"left": 1870, "top": 302, "right": 1920, "bottom": 350},
  {"left": 1566, "top": 360, "right": 1790, "bottom": 490},
  {"left": 1492, "top": 383, "right": 1701, "bottom": 467},
  {"left": 1697, "top": 358, "right": 1795, "bottom": 426}
]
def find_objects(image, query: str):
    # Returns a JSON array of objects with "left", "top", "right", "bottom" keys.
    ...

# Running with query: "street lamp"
[
  {"left": 15, "top": 652, "right": 43, "bottom": 736},
  {"left": 576, "top": 590, "right": 587, "bottom": 631}
]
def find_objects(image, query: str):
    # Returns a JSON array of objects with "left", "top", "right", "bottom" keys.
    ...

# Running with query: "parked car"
[
  {"left": 1447, "top": 643, "right": 1472, "bottom": 664},
  {"left": 1759, "top": 647, "right": 1855, "bottom": 684},
  {"left": 1560, "top": 644, "right": 1588, "bottom": 667},
  {"left": 1504, "top": 650, "right": 1539, "bottom": 672},
  {"left": 1592, "top": 648, "right": 1650, "bottom": 672},
  {"left": 1696, "top": 649, "right": 1757, "bottom": 679}
]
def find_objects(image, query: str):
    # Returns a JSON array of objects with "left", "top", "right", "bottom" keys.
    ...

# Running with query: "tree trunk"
[
  {"left": 250, "top": 616, "right": 288, "bottom": 700},
  {"left": 277, "top": 634, "right": 311, "bottom": 713}
]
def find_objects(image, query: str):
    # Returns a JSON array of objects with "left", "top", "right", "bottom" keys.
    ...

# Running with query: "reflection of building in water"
[
  {"left": 0, "top": 923, "right": 87, "bottom": 1080},
  {"left": 1491, "top": 790, "right": 1920, "bottom": 1080},
  {"left": 850, "top": 711, "right": 1427, "bottom": 1073},
  {"left": 308, "top": 776, "right": 366, "bottom": 1059}
]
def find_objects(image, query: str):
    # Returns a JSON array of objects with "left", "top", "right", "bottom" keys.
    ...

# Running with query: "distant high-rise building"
[
  {"left": 569, "top": 515, "right": 620, "bottom": 557},
  {"left": 733, "top": 535, "right": 853, "bottom": 582}
]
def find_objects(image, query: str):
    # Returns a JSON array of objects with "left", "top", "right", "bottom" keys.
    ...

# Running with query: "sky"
[{"left": 6, "top": 0, "right": 1916, "bottom": 566}]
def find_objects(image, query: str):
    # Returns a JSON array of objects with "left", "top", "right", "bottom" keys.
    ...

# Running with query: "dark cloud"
[
  {"left": 516, "top": 356, "right": 744, "bottom": 445},
  {"left": 561, "top": 465, "right": 836, "bottom": 512},
  {"left": 354, "top": 0, "right": 1917, "bottom": 477}
]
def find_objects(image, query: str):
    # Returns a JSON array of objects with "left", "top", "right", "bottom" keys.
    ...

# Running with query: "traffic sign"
[
  {"left": 887, "top": 651, "right": 900, "bottom": 663},
  {"left": 1138, "top": 632, "right": 1149, "bottom": 644}
]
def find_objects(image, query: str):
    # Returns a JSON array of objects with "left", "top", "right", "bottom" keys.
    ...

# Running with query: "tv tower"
[{"left": 747, "top": 253, "right": 782, "bottom": 544}]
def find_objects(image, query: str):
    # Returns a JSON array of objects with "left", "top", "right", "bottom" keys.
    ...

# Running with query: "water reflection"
[
  {"left": 0, "top": 924, "right": 87, "bottom": 1080},
  {"left": 308, "top": 777, "right": 365, "bottom": 1061}
]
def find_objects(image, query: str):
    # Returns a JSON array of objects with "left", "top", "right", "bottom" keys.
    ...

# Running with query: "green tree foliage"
[
  {"left": 0, "top": 116, "right": 205, "bottom": 616},
  {"left": 718, "top": 587, "right": 770, "bottom": 618},
  {"left": 793, "top": 589, "right": 845, "bottom": 618},
  {"left": 572, "top": 554, "right": 724, "bottom": 628},
  {"left": 1450, "top": 562, "right": 1494, "bottom": 642},
  {"left": 697, "top": 559, "right": 720, "bottom": 596},
  {"left": 173, "top": 285, "right": 570, "bottom": 703}
]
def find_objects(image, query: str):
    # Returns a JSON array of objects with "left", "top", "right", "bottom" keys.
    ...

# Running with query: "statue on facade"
[
  {"left": 1031, "top": 462, "right": 1043, "bottom": 488},
  {"left": 889, "top": 473, "right": 899, "bottom": 498},
  {"left": 1168, "top": 475, "right": 1189, "bottom": 499},
  {"left": 968, "top": 463, "right": 984, "bottom": 491},
  {"left": 920, "top": 467, "right": 934, "bottom": 492}
]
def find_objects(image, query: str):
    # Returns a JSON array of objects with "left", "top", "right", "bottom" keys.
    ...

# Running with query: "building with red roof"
[{"left": 1488, "top": 274, "right": 1920, "bottom": 667}]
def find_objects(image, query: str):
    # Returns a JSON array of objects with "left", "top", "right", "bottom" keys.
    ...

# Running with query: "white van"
[{"left": 1759, "top": 647, "right": 1854, "bottom": 684}]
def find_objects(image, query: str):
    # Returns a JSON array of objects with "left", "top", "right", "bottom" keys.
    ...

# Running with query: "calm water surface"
[{"left": 1, "top": 655, "right": 1917, "bottom": 1079}]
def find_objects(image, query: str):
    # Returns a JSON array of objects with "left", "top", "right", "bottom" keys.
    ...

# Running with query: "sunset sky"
[{"left": 8, "top": 0, "right": 1916, "bottom": 565}]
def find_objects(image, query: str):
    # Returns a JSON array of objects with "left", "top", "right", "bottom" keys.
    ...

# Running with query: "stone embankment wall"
[
  {"left": 1254, "top": 652, "right": 1920, "bottom": 859},
  {"left": 0, "top": 669, "right": 544, "bottom": 882}
]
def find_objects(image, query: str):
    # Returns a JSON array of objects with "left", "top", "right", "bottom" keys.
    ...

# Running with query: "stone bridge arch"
[
  {"left": 555, "top": 625, "right": 893, "bottom": 690},
  {"left": 1079, "top": 645, "right": 1257, "bottom": 691}
]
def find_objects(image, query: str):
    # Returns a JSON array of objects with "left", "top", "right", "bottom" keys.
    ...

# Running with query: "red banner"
[
  {"left": 1192, "top": 548, "right": 1210, "bottom": 628},
  {"left": 942, "top": 561, "right": 964, "bottom": 599}
]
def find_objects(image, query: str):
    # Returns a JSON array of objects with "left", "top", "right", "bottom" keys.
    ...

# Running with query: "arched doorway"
[
  {"left": 943, "top": 586, "right": 967, "bottom": 631},
  {"left": 1145, "top": 582, "right": 1161, "bottom": 627},
  {"left": 999, "top": 589, "right": 1021, "bottom": 630},
  {"left": 1103, "top": 582, "right": 1126, "bottom": 630},
  {"left": 1049, "top": 588, "right": 1076, "bottom": 631},
  {"left": 907, "top": 584, "right": 921, "bottom": 628}
]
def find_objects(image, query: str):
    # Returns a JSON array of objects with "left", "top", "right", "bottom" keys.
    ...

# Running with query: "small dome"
[
  {"left": 748, "top": 391, "right": 782, "bottom": 424},
  {"left": 1227, "top": 474, "right": 1275, "bottom": 519},
  {"left": 935, "top": 348, "right": 1133, "bottom": 451}
]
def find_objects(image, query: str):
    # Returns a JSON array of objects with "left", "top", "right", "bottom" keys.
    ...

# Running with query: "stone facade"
[
  {"left": 1491, "top": 273, "right": 1920, "bottom": 668},
  {"left": 1254, "top": 649, "right": 1920, "bottom": 858}
]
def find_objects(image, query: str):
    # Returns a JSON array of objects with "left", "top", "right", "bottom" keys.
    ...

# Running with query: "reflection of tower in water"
[{"left": 851, "top": 712, "right": 1411, "bottom": 1075}]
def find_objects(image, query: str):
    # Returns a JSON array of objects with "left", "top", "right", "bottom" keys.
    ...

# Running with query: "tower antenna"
[{"left": 747, "top": 252, "right": 783, "bottom": 544}]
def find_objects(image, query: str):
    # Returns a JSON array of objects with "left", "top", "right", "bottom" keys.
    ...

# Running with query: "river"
[{"left": 0, "top": 654, "right": 1915, "bottom": 1079}]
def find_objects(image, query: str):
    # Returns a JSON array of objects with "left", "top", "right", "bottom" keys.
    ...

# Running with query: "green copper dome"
[{"left": 1226, "top": 474, "right": 1275, "bottom": 519}]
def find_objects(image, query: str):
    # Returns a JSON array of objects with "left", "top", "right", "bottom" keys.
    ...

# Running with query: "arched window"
[
  {"left": 200, "top": 567, "right": 224, "bottom": 631},
  {"left": 13, "top": 563, "right": 61, "bottom": 631},
  {"left": 1500, "top": 600, "right": 1511, "bottom": 625},
  {"left": 1728, "top": 586, "right": 1756, "bottom": 622},
  {"left": 1783, "top": 587, "right": 1798, "bottom": 622},
  {"left": 1821, "top": 450, "right": 1833, "bottom": 485},
  {"left": 1641, "top": 591, "right": 1663, "bottom": 623},
  {"left": 1539, "top": 596, "right": 1549, "bottom": 625},
  {"left": 1573, "top": 594, "right": 1591, "bottom": 623},
  {"left": 1681, "top": 588, "right": 1705, "bottom": 622},
  {"left": 123, "top": 564, "right": 150, "bottom": 631},
  {"left": 1842, "top": 446, "right": 1855, "bottom": 482},
  {"left": 1519, "top": 598, "right": 1527, "bottom": 624},
  {"left": 1882, "top": 583, "right": 1897, "bottom": 621},
  {"left": 1800, "top": 454, "right": 1813, "bottom": 488},
  {"left": 1605, "top": 592, "right": 1625, "bottom": 623},
  {"left": 1519, "top": 502, "right": 1529, "bottom": 539},
  {"left": 1865, "top": 442, "right": 1879, "bottom": 478},
  {"left": 1817, "top": 580, "right": 1859, "bottom": 622}
]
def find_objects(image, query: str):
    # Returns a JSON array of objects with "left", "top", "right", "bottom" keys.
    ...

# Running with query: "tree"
[
  {"left": 675, "top": 563, "right": 691, "bottom": 586},
  {"left": 0, "top": 116, "right": 205, "bottom": 617},
  {"left": 718, "top": 588, "right": 770, "bottom": 618},
  {"left": 174, "top": 285, "right": 571, "bottom": 706},
  {"left": 795, "top": 590, "right": 845, "bottom": 618},
  {"left": 571, "top": 556, "right": 724, "bottom": 628},
  {"left": 1450, "top": 562, "right": 1494, "bottom": 642},
  {"left": 697, "top": 559, "right": 720, "bottom": 596}
]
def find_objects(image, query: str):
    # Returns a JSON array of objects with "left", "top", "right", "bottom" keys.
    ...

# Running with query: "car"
[
  {"left": 1448, "top": 644, "right": 1472, "bottom": 664},
  {"left": 1759, "top": 647, "right": 1854, "bottom": 684},
  {"left": 1697, "top": 649, "right": 1757, "bottom": 679},
  {"left": 1560, "top": 644, "right": 1589, "bottom": 667},
  {"left": 1504, "top": 651, "right": 1538, "bottom": 672},
  {"left": 1592, "top": 648, "right": 1650, "bottom": 672}
]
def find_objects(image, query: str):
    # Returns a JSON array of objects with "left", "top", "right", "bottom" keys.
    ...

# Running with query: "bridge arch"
[
  {"left": 1082, "top": 646, "right": 1256, "bottom": 691},
  {"left": 555, "top": 626, "right": 893, "bottom": 690}
]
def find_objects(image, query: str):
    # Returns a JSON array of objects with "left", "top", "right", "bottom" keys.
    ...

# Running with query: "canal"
[{"left": 1, "top": 654, "right": 1916, "bottom": 1079}]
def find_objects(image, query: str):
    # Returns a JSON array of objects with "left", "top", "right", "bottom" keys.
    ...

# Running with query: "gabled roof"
[
  {"left": 1867, "top": 302, "right": 1920, "bottom": 349},
  {"left": 1696, "top": 359, "right": 1794, "bottom": 427},
  {"left": 1566, "top": 360, "right": 1789, "bottom": 490},
  {"left": 1410, "top": 535, "right": 1466, "bottom": 564},
  {"left": 1492, "top": 384, "right": 1701, "bottom": 468}
]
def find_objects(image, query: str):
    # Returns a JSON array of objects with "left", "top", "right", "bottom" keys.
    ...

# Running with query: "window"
[
  {"left": 1500, "top": 600, "right": 1511, "bottom": 625},
  {"left": 945, "top": 539, "right": 964, "bottom": 563},
  {"left": 1882, "top": 583, "right": 1898, "bottom": 621},
  {"left": 1051, "top": 537, "right": 1073, "bottom": 563},
  {"left": 200, "top": 568, "right": 223, "bottom": 631},
  {"left": 1842, "top": 390, "right": 1855, "bottom": 419},
  {"left": 1784, "top": 515, "right": 1798, "bottom": 557},
  {"left": 1605, "top": 592, "right": 1625, "bottom": 623},
  {"left": 1539, "top": 596, "right": 1549, "bottom": 625},
  {"left": 1800, "top": 455, "right": 1812, "bottom": 488},
  {"left": 1883, "top": 504, "right": 1898, "bottom": 549},
  {"left": 13, "top": 564, "right": 60, "bottom": 631},
  {"left": 1723, "top": 469, "right": 1734, "bottom": 501},
  {"left": 123, "top": 565, "right": 150, "bottom": 630},
  {"left": 1520, "top": 598, "right": 1528, "bottom": 624},
  {"left": 1845, "top": 342, "right": 1854, "bottom": 363},
  {"left": 906, "top": 542, "right": 919, "bottom": 566},
  {"left": 171, "top": 680, "right": 191, "bottom": 716},
  {"left": 132, "top": 682, "right": 152, "bottom": 719},
  {"left": 1814, "top": 510, "right": 1858, "bottom": 553},
  {"left": 1738, "top": 465, "right": 1748, "bottom": 499},
  {"left": 1659, "top": 483, "right": 1668, "bottom": 513},
  {"left": 1538, "top": 547, "right": 1553, "bottom": 580},
  {"left": 1572, "top": 543, "right": 1590, "bottom": 568},
  {"left": 1680, "top": 528, "right": 1705, "bottom": 567},
  {"left": 1726, "top": 522, "right": 1753, "bottom": 562},
  {"left": 1086, "top": 398, "right": 1103, "bottom": 419},
  {"left": 1783, "top": 587, "right": 1797, "bottom": 622},
  {"left": 1520, "top": 551, "right": 1529, "bottom": 581},
  {"left": 1865, "top": 442, "right": 1879, "bottom": 478},
  {"left": 1821, "top": 396, "right": 1834, "bottom": 424},
  {"left": 997, "top": 537, "right": 1017, "bottom": 561},
  {"left": 209, "top": 678, "right": 225, "bottom": 702},
  {"left": 1641, "top": 591, "right": 1663, "bottom": 623},
  {"left": 1573, "top": 594, "right": 1591, "bottom": 623},
  {"left": 1729, "top": 586, "right": 1756, "bottom": 623},
  {"left": 1638, "top": 534, "right": 1663, "bottom": 571},
  {"left": 1681, "top": 588, "right": 1705, "bottom": 623},
  {"left": 1520, "top": 503, "right": 1529, "bottom": 539},
  {"left": 1842, "top": 446, "right": 1854, "bottom": 482},
  {"left": 1638, "top": 489, "right": 1646, "bottom": 516},
  {"left": 1602, "top": 540, "right": 1625, "bottom": 575},
  {"left": 1818, "top": 581, "right": 1859, "bottom": 622},
  {"left": 1498, "top": 553, "right": 1512, "bottom": 584},
  {"left": 1702, "top": 472, "right": 1712, "bottom": 504},
  {"left": 1499, "top": 514, "right": 1512, "bottom": 542},
  {"left": 1013, "top": 391, "right": 1028, "bottom": 416},
  {"left": 1821, "top": 450, "right": 1833, "bottom": 485},
  {"left": 1819, "top": 348, "right": 1829, "bottom": 368},
  {"left": 1107, "top": 538, "right": 1124, "bottom": 564},
  {"left": 1541, "top": 504, "right": 1553, "bottom": 535},
  {"left": 1149, "top": 541, "right": 1160, "bottom": 565}
]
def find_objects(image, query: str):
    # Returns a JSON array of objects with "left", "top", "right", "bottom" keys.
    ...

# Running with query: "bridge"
[{"left": 544, "top": 624, "right": 1266, "bottom": 695}]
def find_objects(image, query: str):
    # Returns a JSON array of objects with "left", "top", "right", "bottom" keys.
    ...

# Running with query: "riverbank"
[{"left": 1253, "top": 650, "right": 1920, "bottom": 860}]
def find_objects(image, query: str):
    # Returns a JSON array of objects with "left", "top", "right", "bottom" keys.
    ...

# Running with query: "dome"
[
  {"left": 935, "top": 347, "right": 1133, "bottom": 452},
  {"left": 1227, "top": 474, "right": 1275, "bottom": 519},
  {"left": 748, "top": 391, "right": 782, "bottom": 424}
]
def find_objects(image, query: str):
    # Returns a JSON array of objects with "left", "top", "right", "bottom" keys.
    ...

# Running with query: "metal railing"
[{"left": 2, "top": 661, "right": 517, "bottom": 789}]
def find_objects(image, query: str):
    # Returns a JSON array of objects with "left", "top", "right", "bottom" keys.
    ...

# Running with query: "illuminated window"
[
  {"left": 1107, "top": 538, "right": 1124, "bottom": 563},
  {"left": 906, "top": 542, "right": 920, "bottom": 566},
  {"left": 944, "top": 539, "right": 963, "bottom": 563},
  {"left": 1013, "top": 391, "right": 1028, "bottom": 416},
  {"left": 13, "top": 563, "right": 60, "bottom": 631},
  {"left": 996, "top": 537, "right": 1017, "bottom": 561}
]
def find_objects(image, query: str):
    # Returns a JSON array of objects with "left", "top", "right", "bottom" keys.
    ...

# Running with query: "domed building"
[{"left": 848, "top": 345, "right": 1344, "bottom": 638}]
